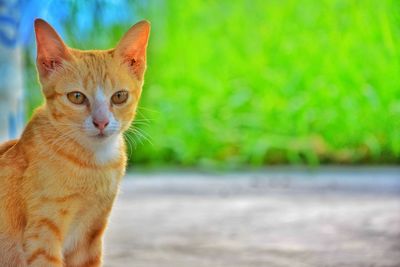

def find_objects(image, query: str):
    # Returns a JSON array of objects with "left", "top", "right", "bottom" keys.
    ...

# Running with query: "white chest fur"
[{"left": 93, "top": 135, "right": 121, "bottom": 164}]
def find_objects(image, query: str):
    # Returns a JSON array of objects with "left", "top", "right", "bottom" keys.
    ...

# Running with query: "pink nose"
[{"left": 92, "top": 118, "right": 109, "bottom": 131}]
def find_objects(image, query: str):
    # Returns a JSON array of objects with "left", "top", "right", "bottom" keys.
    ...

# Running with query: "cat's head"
[{"left": 34, "top": 19, "right": 150, "bottom": 148}]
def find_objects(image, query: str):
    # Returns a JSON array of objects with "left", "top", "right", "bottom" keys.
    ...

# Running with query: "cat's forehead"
[
  {"left": 67, "top": 49, "right": 131, "bottom": 93},
  {"left": 77, "top": 49, "right": 115, "bottom": 60},
  {"left": 73, "top": 49, "right": 116, "bottom": 71}
]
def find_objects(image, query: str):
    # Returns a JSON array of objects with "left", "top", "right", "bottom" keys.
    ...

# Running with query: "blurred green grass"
[{"left": 25, "top": 0, "right": 400, "bottom": 167}]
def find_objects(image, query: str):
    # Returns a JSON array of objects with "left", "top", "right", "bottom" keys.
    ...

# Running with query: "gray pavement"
[{"left": 103, "top": 167, "right": 400, "bottom": 267}]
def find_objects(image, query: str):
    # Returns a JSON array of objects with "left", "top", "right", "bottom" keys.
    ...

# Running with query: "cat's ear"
[
  {"left": 34, "top": 19, "right": 71, "bottom": 77},
  {"left": 115, "top": 20, "right": 151, "bottom": 80}
]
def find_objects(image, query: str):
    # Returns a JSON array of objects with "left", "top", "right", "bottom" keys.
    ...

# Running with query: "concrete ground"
[{"left": 103, "top": 167, "right": 400, "bottom": 267}]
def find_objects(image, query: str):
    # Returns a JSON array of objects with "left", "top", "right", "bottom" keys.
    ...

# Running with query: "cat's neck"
[
  {"left": 84, "top": 133, "right": 123, "bottom": 165},
  {"left": 20, "top": 106, "right": 125, "bottom": 167}
]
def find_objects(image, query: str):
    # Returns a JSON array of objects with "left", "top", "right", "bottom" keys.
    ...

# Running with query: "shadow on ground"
[{"left": 104, "top": 167, "right": 400, "bottom": 267}]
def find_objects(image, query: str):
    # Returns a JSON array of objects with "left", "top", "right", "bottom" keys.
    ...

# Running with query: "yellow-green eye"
[
  {"left": 111, "top": 90, "right": 129, "bottom": 105},
  {"left": 67, "top": 91, "right": 86, "bottom": 105}
]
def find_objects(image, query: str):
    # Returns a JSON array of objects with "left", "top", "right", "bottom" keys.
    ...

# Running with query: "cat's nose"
[{"left": 92, "top": 118, "right": 110, "bottom": 131}]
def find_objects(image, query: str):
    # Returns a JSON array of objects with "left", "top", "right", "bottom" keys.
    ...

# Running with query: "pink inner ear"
[
  {"left": 119, "top": 50, "right": 147, "bottom": 80},
  {"left": 35, "top": 19, "right": 70, "bottom": 76},
  {"left": 116, "top": 20, "right": 150, "bottom": 79},
  {"left": 37, "top": 53, "right": 68, "bottom": 77},
  {"left": 124, "top": 48, "right": 145, "bottom": 66},
  {"left": 120, "top": 42, "right": 147, "bottom": 63},
  {"left": 120, "top": 55, "right": 145, "bottom": 80},
  {"left": 39, "top": 59, "right": 63, "bottom": 74}
]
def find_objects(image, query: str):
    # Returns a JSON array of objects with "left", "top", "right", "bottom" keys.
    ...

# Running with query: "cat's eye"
[
  {"left": 67, "top": 91, "right": 87, "bottom": 105},
  {"left": 111, "top": 90, "right": 129, "bottom": 105}
]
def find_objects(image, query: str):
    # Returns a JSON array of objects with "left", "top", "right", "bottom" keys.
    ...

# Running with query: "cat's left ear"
[
  {"left": 115, "top": 20, "right": 151, "bottom": 80},
  {"left": 34, "top": 19, "right": 71, "bottom": 78}
]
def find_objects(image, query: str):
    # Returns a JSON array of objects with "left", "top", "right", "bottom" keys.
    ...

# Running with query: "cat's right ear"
[
  {"left": 34, "top": 19, "right": 71, "bottom": 77},
  {"left": 115, "top": 20, "right": 151, "bottom": 81}
]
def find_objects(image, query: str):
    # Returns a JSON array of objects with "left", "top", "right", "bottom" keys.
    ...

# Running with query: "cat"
[{"left": 0, "top": 18, "right": 150, "bottom": 266}]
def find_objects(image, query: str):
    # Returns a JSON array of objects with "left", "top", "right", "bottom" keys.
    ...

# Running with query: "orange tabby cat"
[{"left": 0, "top": 18, "right": 150, "bottom": 266}]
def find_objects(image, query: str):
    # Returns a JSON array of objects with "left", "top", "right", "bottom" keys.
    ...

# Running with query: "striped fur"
[{"left": 0, "top": 19, "right": 150, "bottom": 266}]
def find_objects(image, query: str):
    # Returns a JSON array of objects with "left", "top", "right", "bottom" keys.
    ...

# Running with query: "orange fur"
[{"left": 0, "top": 19, "right": 150, "bottom": 266}]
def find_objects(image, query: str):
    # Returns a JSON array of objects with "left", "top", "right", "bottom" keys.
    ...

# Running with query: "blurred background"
[{"left": 0, "top": 0, "right": 399, "bottom": 168}]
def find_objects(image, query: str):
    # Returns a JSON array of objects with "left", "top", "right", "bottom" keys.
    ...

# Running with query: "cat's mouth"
[
  {"left": 87, "top": 129, "right": 117, "bottom": 140},
  {"left": 93, "top": 132, "right": 111, "bottom": 139}
]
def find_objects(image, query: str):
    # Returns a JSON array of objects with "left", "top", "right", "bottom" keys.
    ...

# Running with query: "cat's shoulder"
[{"left": 0, "top": 139, "right": 28, "bottom": 175}]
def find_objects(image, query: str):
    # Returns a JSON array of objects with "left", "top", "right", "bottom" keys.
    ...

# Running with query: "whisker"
[
  {"left": 123, "top": 132, "right": 137, "bottom": 158},
  {"left": 126, "top": 126, "right": 153, "bottom": 147}
]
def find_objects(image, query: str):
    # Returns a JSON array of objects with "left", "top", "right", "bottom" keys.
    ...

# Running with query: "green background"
[{"left": 25, "top": 0, "right": 400, "bottom": 168}]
